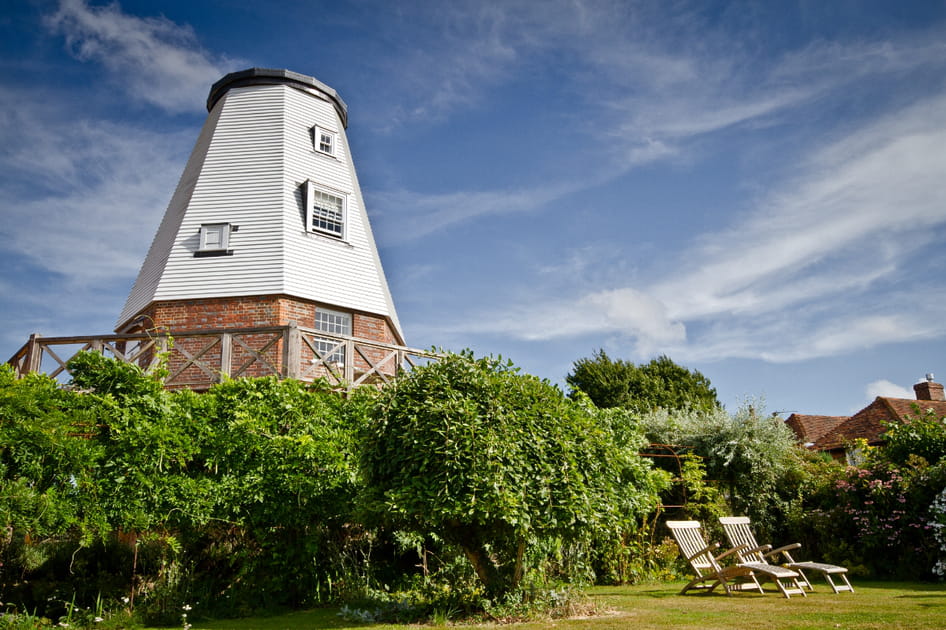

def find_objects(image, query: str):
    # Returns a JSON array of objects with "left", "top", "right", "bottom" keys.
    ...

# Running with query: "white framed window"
[
  {"left": 313, "top": 125, "right": 336, "bottom": 156},
  {"left": 305, "top": 180, "right": 346, "bottom": 239},
  {"left": 197, "top": 223, "right": 232, "bottom": 255},
  {"left": 314, "top": 308, "right": 351, "bottom": 365}
]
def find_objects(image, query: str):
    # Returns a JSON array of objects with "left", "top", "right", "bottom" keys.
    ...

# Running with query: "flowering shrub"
[
  {"left": 929, "top": 487, "right": 946, "bottom": 577},
  {"left": 792, "top": 455, "right": 946, "bottom": 578}
]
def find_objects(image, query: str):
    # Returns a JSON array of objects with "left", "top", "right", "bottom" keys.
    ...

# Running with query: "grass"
[{"left": 151, "top": 581, "right": 946, "bottom": 630}]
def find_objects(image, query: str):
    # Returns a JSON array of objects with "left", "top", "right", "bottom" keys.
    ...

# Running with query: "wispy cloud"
[
  {"left": 44, "top": 0, "right": 241, "bottom": 113},
  {"left": 0, "top": 86, "right": 189, "bottom": 284},
  {"left": 370, "top": 3, "right": 946, "bottom": 242},
  {"left": 655, "top": 93, "right": 946, "bottom": 322},
  {"left": 442, "top": 86, "right": 946, "bottom": 362}
]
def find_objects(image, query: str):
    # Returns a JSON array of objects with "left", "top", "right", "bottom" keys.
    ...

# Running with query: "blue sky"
[{"left": 2, "top": 0, "right": 946, "bottom": 416}]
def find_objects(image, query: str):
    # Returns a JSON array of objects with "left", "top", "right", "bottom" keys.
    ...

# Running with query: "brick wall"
[
  {"left": 127, "top": 295, "right": 398, "bottom": 387},
  {"left": 134, "top": 294, "right": 393, "bottom": 344}
]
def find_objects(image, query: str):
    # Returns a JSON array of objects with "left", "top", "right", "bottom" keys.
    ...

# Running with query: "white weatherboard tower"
[{"left": 116, "top": 68, "right": 404, "bottom": 359}]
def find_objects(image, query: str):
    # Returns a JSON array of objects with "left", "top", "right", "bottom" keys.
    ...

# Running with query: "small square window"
[
  {"left": 313, "top": 125, "right": 336, "bottom": 156},
  {"left": 305, "top": 181, "right": 346, "bottom": 239},
  {"left": 197, "top": 223, "right": 231, "bottom": 255}
]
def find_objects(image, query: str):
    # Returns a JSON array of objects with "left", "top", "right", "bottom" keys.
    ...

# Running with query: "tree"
[
  {"left": 566, "top": 350, "right": 718, "bottom": 412},
  {"left": 360, "top": 352, "right": 635, "bottom": 598}
]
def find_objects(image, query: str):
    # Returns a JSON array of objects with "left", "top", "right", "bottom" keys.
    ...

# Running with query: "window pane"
[
  {"left": 315, "top": 310, "right": 351, "bottom": 335},
  {"left": 315, "top": 309, "right": 350, "bottom": 365},
  {"left": 311, "top": 190, "right": 344, "bottom": 236}
]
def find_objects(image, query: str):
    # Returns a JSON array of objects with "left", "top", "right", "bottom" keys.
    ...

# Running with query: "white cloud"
[
  {"left": 44, "top": 0, "right": 241, "bottom": 112},
  {"left": 865, "top": 379, "right": 914, "bottom": 402},
  {"left": 440, "top": 87, "right": 946, "bottom": 362},
  {"left": 369, "top": 4, "right": 946, "bottom": 243},
  {"left": 442, "top": 287, "right": 686, "bottom": 356},
  {"left": 371, "top": 182, "right": 578, "bottom": 244},
  {"left": 0, "top": 87, "right": 189, "bottom": 285},
  {"left": 652, "top": 92, "right": 946, "bottom": 323}
]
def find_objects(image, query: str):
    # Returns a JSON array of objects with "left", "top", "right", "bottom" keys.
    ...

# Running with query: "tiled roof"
[
  {"left": 814, "top": 397, "right": 946, "bottom": 451},
  {"left": 785, "top": 414, "right": 848, "bottom": 445}
]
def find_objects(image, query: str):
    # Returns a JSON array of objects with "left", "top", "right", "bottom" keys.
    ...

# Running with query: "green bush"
[
  {"left": 641, "top": 402, "right": 807, "bottom": 542},
  {"left": 791, "top": 454, "right": 946, "bottom": 579},
  {"left": 360, "top": 351, "right": 663, "bottom": 598}
]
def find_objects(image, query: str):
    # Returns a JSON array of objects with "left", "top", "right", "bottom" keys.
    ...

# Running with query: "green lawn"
[{"left": 161, "top": 581, "right": 946, "bottom": 630}]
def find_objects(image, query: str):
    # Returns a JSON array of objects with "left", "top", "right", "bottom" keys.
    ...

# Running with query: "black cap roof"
[{"left": 207, "top": 68, "right": 348, "bottom": 128}]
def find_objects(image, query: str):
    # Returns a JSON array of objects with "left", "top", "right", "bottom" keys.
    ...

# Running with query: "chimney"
[{"left": 914, "top": 374, "right": 946, "bottom": 401}]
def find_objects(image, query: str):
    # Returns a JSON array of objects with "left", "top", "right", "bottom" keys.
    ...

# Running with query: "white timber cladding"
[
  {"left": 116, "top": 78, "right": 403, "bottom": 341},
  {"left": 281, "top": 85, "right": 402, "bottom": 336},
  {"left": 117, "top": 100, "right": 225, "bottom": 327}
]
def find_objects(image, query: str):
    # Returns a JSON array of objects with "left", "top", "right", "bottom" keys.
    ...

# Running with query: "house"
[
  {"left": 8, "top": 68, "right": 425, "bottom": 388},
  {"left": 786, "top": 377, "right": 946, "bottom": 462}
]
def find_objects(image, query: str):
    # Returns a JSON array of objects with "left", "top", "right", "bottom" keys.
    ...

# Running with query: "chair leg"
[
  {"left": 746, "top": 574, "right": 764, "bottom": 594},
  {"left": 680, "top": 577, "right": 712, "bottom": 595},
  {"left": 839, "top": 574, "right": 854, "bottom": 593},
  {"left": 795, "top": 569, "right": 814, "bottom": 591},
  {"left": 773, "top": 577, "right": 807, "bottom": 599},
  {"left": 824, "top": 573, "right": 854, "bottom": 594}
]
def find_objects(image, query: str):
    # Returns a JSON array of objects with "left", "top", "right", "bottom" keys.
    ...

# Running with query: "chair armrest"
[
  {"left": 685, "top": 542, "right": 720, "bottom": 562},
  {"left": 764, "top": 543, "right": 801, "bottom": 559},
  {"left": 741, "top": 544, "right": 771, "bottom": 557},
  {"left": 715, "top": 543, "right": 748, "bottom": 561}
]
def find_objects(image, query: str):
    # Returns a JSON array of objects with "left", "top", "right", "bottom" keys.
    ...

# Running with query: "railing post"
[
  {"left": 152, "top": 335, "right": 169, "bottom": 374},
  {"left": 25, "top": 334, "right": 42, "bottom": 375},
  {"left": 220, "top": 332, "right": 232, "bottom": 382},
  {"left": 344, "top": 338, "right": 354, "bottom": 384},
  {"left": 284, "top": 322, "right": 301, "bottom": 379}
]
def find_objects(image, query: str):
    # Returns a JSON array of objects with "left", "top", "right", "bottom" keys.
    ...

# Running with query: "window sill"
[{"left": 194, "top": 249, "right": 234, "bottom": 258}]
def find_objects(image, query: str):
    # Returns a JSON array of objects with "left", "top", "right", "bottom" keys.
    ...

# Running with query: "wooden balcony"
[{"left": 6, "top": 323, "right": 438, "bottom": 391}]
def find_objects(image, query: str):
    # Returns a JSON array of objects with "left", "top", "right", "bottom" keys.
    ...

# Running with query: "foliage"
[
  {"left": 580, "top": 406, "right": 672, "bottom": 584},
  {"left": 566, "top": 350, "right": 718, "bottom": 412},
  {"left": 791, "top": 453, "right": 946, "bottom": 579},
  {"left": 882, "top": 407, "right": 946, "bottom": 467},
  {"left": 929, "top": 486, "right": 946, "bottom": 578},
  {"left": 642, "top": 401, "right": 807, "bottom": 541},
  {"left": 1, "top": 353, "right": 373, "bottom": 624},
  {"left": 360, "top": 351, "right": 659, "bottom": 598}
]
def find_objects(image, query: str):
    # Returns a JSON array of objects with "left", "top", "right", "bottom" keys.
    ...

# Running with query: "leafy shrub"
[
  {"left": 360, "top": 351, "right": 661, "bottom": 598},
  {"left": 642, "top": 401, "right": 806, "bottom": 541},
  {"left": 883, "top": 408, "right": 946, "bottom": 467},
  {"left": 792, "top": 453, "right": 946, "bottom": 578}
]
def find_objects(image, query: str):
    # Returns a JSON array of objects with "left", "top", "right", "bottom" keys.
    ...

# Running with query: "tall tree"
[{"left": 567, "top": 350, "right": 718, "bottom": 412}]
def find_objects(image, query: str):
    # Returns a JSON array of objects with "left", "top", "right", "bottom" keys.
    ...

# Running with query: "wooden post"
[
  {"left": 220, "top": 332, "right": 232, "bottom": 382},
  {"left": 284, "top": 322, "right": 301, "bottom": 379},
  {"left": 25, "top": 334, "right": 42, "bottom": 375},
  {"left": 344, "top": 338, "right": 354, "bottom": 383}
]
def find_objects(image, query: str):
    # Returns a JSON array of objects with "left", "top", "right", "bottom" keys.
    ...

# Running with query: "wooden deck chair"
[
  {"left": 666, "top": 520, "right": 764, "bottom": 596},
  {"left": 720, "top": 516, "right": 852, "bottom": 594}
]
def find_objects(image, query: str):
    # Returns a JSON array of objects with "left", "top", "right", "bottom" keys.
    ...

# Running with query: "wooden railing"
[{"left": 6, "top": 323, "right": 438, "bottom": 391}]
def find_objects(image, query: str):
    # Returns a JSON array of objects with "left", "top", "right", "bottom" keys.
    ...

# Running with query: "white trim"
[
  {"left": 313, "top": 125, "right": 337, "bottom": 156},
  {"left": 305, "top": 180, "right": 347, "bottom": 239},
  {"left": 199, "top": 223, "right": 230, "bottom": 251}
]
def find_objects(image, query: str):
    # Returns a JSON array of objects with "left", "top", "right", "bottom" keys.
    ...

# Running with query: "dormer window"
[
  {"left": 306, "top": 181, "right": 346, "bottom": 239},
  {"left": 313, "top": 125, "right": 336, "bottom": 156},
  {"left": 195, "top": 223, "right": 234, "bottom": 257}
]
